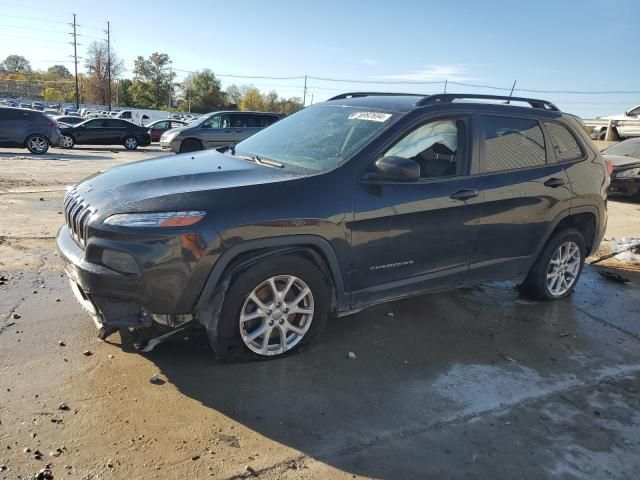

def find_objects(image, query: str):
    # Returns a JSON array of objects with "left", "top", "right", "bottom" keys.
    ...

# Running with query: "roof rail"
[
  {"left": 417, "top": 93, "right": 559, "bottom": 111},
  {"left": 327, "top": 92, "right": 426, "bottom": 101}
]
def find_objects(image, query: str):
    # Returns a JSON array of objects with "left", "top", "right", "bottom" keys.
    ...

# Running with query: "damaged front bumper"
[{"left": 57, "top": 225, "right": 192, "bottom": 332}]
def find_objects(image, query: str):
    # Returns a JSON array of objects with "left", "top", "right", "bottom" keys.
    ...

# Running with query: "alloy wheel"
[
  {"left": 239, "top": 275, "right": 314, "bottom": 356},
  {"left": 125, "top": 137, "right": 138, "bottom": 149},
  {"left": 27, "top": 136, "right": 48, "bottom": 153},
  {"left": 546, "top": 241, "right": 581, "bottom": 297},
  {"left": 61, "top": 135, "right": 74, "bottom": 148}
]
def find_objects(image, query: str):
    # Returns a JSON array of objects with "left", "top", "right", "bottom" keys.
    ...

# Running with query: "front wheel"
[
  {"left": 180, "top": 139, "right": 202, "bottom": 153},
  {"left": 26, "top": 134, "right": 50, "bottom": 154},
  {"left": 61, "top": 135, "right": 75, "bottom": 149},
  {"left": 206, "top": 254, "right": 331, "bottom": 362},
  {"left": 517, "top": 228, "right": 586, "bottom": 300},
  {"left": 123, "top": 136, "right": 138, "bottom": 150}
]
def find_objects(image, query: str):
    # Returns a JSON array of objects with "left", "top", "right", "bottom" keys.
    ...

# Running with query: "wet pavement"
[{"left": 2, "top": 262, "right": 640, "bottom": 479}]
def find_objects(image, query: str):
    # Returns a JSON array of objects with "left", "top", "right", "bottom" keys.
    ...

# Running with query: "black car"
[
  {"left": 59, "top": 118, "right": 151, "bottom": 150},
  {"left": 0, "top": 106, "right": 62, "bottom": 154},
  {"left": 57, "top": 93, "right": 608, "bottom": 361},
  {"left": 601, "top": 138, "right": 640, "bottom": 198}
]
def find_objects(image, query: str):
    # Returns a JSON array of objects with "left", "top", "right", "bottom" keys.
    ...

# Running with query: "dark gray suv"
[
  {"left": 0, "top": 107, "right": 62, "bottom": 154},
  {"left": 160, "top": 110, "right": 283, "bottom": 153},
  {"left": 57, "top": 93, "right": 608, "bottom": 361}
]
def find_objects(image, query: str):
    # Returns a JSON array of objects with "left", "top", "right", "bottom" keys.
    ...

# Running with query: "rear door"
[
  {"left": 104, "top": 119, "right": 129, "bottom": 144},
  {"left": 78, "top": 119, "right": 107, "bottom": 144},
  {"left": 465, "top": 114, "right": 572, "bottom": 283}
]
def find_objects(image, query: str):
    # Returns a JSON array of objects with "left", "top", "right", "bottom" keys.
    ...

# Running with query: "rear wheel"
[
  {"left": 518, "top": 228, "right": 586, "bottom": 300},
  {"left": 123, "top": 136, "right": 138, "bottom": 150},
  {"left": 61, "top": 135, "right": 75, "bottom": 149},
  {"left": 26, "top": 134, "right": 49, "bottom": 154},
  {"left": 180, "top": 138, "right": 202, "bottom": 153},
  {"left": 206, "top": 254, "right": 331, "bottom": 362}
]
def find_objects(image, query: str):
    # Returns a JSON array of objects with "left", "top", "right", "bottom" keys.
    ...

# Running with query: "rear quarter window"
[
  {"left": 545, "top": 122, "right": 583, "bottom": 161},
  {"left": 482, "top": 115, "right": 546, "bottom": 172}
]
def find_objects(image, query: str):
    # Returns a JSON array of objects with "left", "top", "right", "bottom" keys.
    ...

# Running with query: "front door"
[
  {"left": 350, "top": 115, "right": 484, "bottom": 308},
  {"left": 200, "top": 114, "right": 233, "bottom": 148},
  {"left": 77, "top": 119, "right": 108, "bottom": 144}
]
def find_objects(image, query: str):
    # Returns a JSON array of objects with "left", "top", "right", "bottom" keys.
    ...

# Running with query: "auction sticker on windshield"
[{"left": 348, "top": 112, "right": 392, "bottom": 122}]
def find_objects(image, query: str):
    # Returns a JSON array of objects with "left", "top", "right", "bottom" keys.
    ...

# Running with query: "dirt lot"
[{"left": 1, "top": 146, "right": 640, "bottom": 479}]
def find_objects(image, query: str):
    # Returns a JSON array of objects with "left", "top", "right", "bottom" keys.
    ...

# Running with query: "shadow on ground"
[{"left": 134, "top": 266, "right": 640, "bottom": 478}]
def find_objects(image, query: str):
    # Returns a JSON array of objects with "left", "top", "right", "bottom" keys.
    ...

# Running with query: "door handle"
[
  {"left": 544, "top": 177, "right": 566, "bottom": 188},
  {"left": 450, "top": 189, "right": 479, "bottom": 201}
]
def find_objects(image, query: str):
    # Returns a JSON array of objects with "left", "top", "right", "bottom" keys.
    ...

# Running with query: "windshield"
[
  {"left": 234, "top": 105, "right": 395, "bottom": 171},
  {"left": 603, "top": 139, "right": 640, "bottom": 159}
]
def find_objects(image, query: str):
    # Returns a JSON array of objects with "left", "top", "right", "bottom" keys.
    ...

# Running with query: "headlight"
[
  {"left": 103, "top": 211, "right": 206, "bottom": 227},
  {"left": 615, "top": 167, "right": 640, "bottom": 178},
  {"left": 162, "top": 130, "right": 180, "bottom": 142}
]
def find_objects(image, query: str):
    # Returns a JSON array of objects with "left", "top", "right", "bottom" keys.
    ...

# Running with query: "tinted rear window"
[
  {"left": 482, "top": 115, "right": 546, "bottom": 172},
  {"left": 545, "top": 122, "right": 583, "bottom": 161}
]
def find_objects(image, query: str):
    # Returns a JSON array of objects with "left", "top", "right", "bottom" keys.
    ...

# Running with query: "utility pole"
[
  {"left": 444, "top": 79, "right": 448, "bottom": 94},
  {"left": 302, "top": 74, "right": 307, "bottom": 107},
  {"left": 71, "top": 14, "right": 79, "bottom": 110},
  {"left": 168, "top": 67, "right": 172, "bottom": 107},
  {"left": 106, "top": 21, "right": 111, "bottom": 111}
]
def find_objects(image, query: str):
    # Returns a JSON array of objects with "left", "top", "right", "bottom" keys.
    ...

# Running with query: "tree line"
[{"left": 0, "top": 44, "right": 303, "bottom": 115}]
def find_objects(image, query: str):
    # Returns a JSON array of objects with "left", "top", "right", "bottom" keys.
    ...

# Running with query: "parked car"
[
  {"left": 0, "top": 106, "right": 61, "bottom": 153},
  {"left": 115, "top": 109, "right": 169, "bottom": 125},
  {"left": 160, "top": 111, "right": 283, "bottom": 153},
  {"left": 602, "top": 138, "right": 640, "bottom": 198},
  {"left": 19, "top": 103, "right": 31, "bottom": 109},
  {"left": 44, "top": 108, "right": 59, "bottom": 116},
  {"left": 57, "top": 92, "right": 608, "bottom": 360},
  {"left": 146, "top": 119, "right": 188, "bottom": 142},
  {"left": 592, "top": 105, "right": 640, "bottom": 140},
  {"left": 54, "top": 115, "right": 85, "bottom": 126},
  {"left": 31, "top": 102, "right": 45, "bottom": 111},
  {"left": 59, "top": 118, "right": 151, "bottom": 150}
]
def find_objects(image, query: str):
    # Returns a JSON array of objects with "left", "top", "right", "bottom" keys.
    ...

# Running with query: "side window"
[
  {"left": 104, "top": 119, "right": 125, "bottom": 128},
  {"left": 201, "top": 115, "right": 221, "bottom": 129},
  {"left": 259, "top": 115, "right": 279, "bottom": 127},
  {"left": 385, "top": 119, "right": 464, "bottom": 179},
  {"left": 230, "top": 113, "right": 249, "bottom": 128},
  {"left": 120, "top": 111, "right": 132, "bottom": 119},
  {"left": 482, "top": 116, "right": 546, "bottom": 172},
  {"left": 85, "top": 120, "right": 104, "bottom": 128},
  {"left": 153, "top": 121, "right": 169, "bottom": 129},
  {"left": 628, "top": 106, "right": 640, "bottom": 117},
  {"left": 545, "top": 122, "right": 583, "bottom": 161}
]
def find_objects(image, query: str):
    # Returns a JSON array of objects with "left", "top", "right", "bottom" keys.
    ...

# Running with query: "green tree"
[
  {"left": 181, "top": 69, "right": 226, "bottom": 113},
  {"left": 46, "top": 64, "right": 72, "bottom": 79},
  {"left": 1, "top": 55, "right": 31, "bottom": 73},
  {"left": 117, "top": 78, "right": 133, "bottom": 107},
  {"left": 130, "top": 52, "right": 175, "bottom": 108}
]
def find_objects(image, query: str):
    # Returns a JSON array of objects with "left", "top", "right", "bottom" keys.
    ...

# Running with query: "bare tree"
[{"left": 84, "top": 41, "right": 124, "bottom": 105}]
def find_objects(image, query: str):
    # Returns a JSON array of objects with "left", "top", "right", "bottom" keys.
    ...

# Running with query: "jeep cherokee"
[{"left": 57, "top": 93, "right": 609, "bottom": 361}]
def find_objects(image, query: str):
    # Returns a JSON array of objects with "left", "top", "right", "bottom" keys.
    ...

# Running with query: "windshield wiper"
[{"left": 253, "top": 155, "right": 284, "bottom": 168}]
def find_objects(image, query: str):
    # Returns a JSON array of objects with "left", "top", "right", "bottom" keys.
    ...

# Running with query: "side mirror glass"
[{"left": 365, "top": 156, "right": 420, "bottom": 182}]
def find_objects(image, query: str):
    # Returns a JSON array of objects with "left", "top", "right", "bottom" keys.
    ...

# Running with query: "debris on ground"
[
  {"left": 82, "top": 350, "right": 92, "bottom": 356},
  {"left": 245, "top": 465, "right": 257, "bottom": 476},
  {"left": 598, "top": 270, "right": 631, "bottom": 283},
  {"left": 559, "top": 332, "right": 571, "bottom": 337},
  {"left": 591, "top": 237, "right": 640, "bottom": 265},
  {"left": 58, "top": 340, "right": 65, "bottom": 346},
  {"left": 191, "top": 454, "right": 200, "bottom": 461},
  {"left": 135, "top": 327, "right": 187, "bottom": 353},
  {"left": 57, "top": 402, "right": 69, "bottom": 411},
  {"left": 34, "top": 467, "right": 53, "bottom": 480},
  {"left": 386, "top": 312, "right": 394, "bottom": 317},
  {"left": 148, "top": 374, "right": 165, "bottom": 385},
  {"left": 12, "top": 313, "right": 21, "bottom": 319},
  {"left": 347, "top": 352, "right": 357, "bottom": 360}
]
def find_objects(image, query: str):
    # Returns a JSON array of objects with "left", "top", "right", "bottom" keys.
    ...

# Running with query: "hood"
[
  {"left": 160, "top": 124, "right": 191, "bottom": 137},
  {"left": 72, "top": 150, "right": 302, "bottom": 217},
  {"left": 603, "top": 154, "right": 640, "bottom": 169}
]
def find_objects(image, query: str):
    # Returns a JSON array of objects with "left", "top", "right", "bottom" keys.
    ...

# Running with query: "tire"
[
  {"left": 25, "top": 134, "right": 50, "bottom": 154},
  {"left": 180, "top": 138, "right": 202, "bottom": 153},
  {"left": 517, "top": 228, "right": 586, "bottom": 301},
  {"left": 61, "top": 135, "right": 75, "bottom": 149},
  {"left": 207, "top": 254, "right": 331, "bottom": 362},
  {"left": 598, "top": 128, "right": 619, "bottom": 141},
  {"left": 123, "top": 136, "right": 138, "bottom": 150}
]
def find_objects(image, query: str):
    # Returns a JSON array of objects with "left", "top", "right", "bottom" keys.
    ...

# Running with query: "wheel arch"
[
  {"left": 180, "top": 137, "right": 204, "bottom": 151},
  {"left": 195, "top": 235, "right": 349, "bottom": 331},
  {"left": 23, "top": 132, "right": 51, "bottom": 146}
]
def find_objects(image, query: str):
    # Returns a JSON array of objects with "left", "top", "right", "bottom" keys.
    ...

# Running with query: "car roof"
[{"left": 321, "top": 92, "right": 565, "bottom": 119}]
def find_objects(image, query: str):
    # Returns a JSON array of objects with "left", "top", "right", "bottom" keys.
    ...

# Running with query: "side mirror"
[{"left": 364, "top": 156, "right": 420, "bottom": 182}]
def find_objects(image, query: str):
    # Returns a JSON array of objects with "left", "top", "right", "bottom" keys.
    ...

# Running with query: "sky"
[{"left": 0, "top": 0, "right": 638, "bottom": 117}]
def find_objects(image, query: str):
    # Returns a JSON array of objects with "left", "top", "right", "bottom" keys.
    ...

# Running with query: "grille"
[{"left": 63, "top": 188, "right": 95, "bottom": 246}]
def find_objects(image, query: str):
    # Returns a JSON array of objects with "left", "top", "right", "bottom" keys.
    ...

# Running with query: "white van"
[{"left": 115, "top": 109, "right": 170, "bottom": 126}]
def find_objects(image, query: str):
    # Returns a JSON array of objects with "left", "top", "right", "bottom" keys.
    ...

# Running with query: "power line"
[
  {"left": 1, "top": 34, "right": 73, "bottom": 44},
  {"left": 0, "top": 13, "right": 69, "bottom": 25}
]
